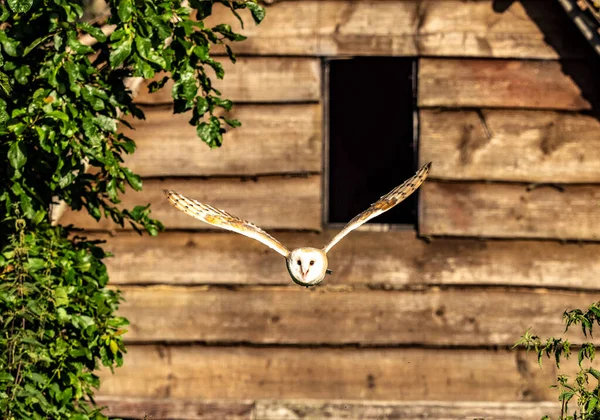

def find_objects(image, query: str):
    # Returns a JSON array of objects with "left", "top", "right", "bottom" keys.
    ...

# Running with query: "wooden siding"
[
  {"left": 97, "top": 231, "right": 600, "bottom": 290},
  {"left": 118, "top": 285, "right": 597, "bottom": 346},
  {"left": 420, "top": 182, "right": 600, "bottom": 240},
  {"left": 97, "top": 397, "right": 561, "bottom": 420},
  {"left": 135, "top": 57, "right": 321, "bottom": 104},
  {"left": 203, "top": 0, "right": 585, "bottom": 59},
  {"left": 81, "top": 0, "right": 600, "bottom": 417},
  {"left": 97, "top": 345, "right": 575, "bottom": 401},
  {"left": 419, "top": 109, "right": 600, "bottom": 183},
  {"left": 418, "top": 58, "right": 593, "bottom": 110},
  {"left": 62, "top": 176, "right": 322, "bottom": 231},
  {"left": 122, "top": 104, "right": 322, "bottom": 177}
]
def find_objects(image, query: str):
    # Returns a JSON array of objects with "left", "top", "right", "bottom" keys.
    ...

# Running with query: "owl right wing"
[
  {"left": 163, "top": 190, "right": 290, "bottom": 258},
  {"left": 323, "top": 162, "right": 431, "bottom": 253}
]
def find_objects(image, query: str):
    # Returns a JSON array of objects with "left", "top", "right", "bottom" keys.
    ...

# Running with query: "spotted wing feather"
[
  {"left": 323, "top": 162, "right": 431, "bottom": 253},
  {"left": 164, "top": 190, "right": 290, "bottom": 258}
]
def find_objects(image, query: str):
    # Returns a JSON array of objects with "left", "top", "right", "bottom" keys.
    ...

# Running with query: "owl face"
[{"left": 286, "top": 247, "right": 328, "bottom": 287}]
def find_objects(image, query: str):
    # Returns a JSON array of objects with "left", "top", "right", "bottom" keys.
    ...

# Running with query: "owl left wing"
[
  {"left": 164, "top": 190, "right": 290, "bottom": 258},
  {"left": 323, "top": 162, "right": 431, "bottom": 253}
]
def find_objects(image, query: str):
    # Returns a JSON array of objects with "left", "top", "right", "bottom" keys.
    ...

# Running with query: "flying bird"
[{"left": 164, "top": 162, "right": 431, "bottom": 287}]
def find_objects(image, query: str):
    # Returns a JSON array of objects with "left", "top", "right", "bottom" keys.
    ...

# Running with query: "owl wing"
[
  {"left": 163, "top": 190, "right": 290, "bottom": 258},
  {"left": 323, "top": 162, "right": 431, "bottom": 253}
]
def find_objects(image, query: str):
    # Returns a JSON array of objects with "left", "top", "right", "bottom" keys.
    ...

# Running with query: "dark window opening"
[{"left": 326, "top": 57, "right": 418, "bottom": 226}]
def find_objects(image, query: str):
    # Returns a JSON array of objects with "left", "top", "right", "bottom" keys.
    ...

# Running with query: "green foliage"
[
  {"left": 1, "top": 216, "right": 127, "bottom": 419},
  {"left": 515, "top": 302, "right": 600, "bottom": 420},
  {"left": 0, "top": 0, "right": 264, "bottom": 418}
]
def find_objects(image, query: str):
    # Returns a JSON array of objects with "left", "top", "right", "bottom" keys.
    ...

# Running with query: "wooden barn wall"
[{"left": 60, "top": 1, "right": 600, "bottom": 419}]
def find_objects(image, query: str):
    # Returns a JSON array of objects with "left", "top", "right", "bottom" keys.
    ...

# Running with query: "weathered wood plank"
[
  {"left": 97, "top": 231, "right": 600, "bottom": 289},
  {"left": 420, "top": 182, "right": 600, "bottom": 240},
  {"left": 204, "top": 0, "right": 584, "bottom": 59},
  {"left": 61, "top": 176, "right": 321, "bottom": 231},
  {"left": 418, "top": 58, "right": 594, "bottom": 110},
  {"left": 117, "top": 286, "right": 596, "bottom": 346},
  {"left": 96, "top": 396, "right": 254, "bottom": 420},
  {"left": 415, "top": 0, "right": 585, "bottom": 59},
  {"left": 419, "top": 109, "right": 600, "bottom": 183},
  {"left": 121, "top": 104, "right": 321, "bottom": 177},
  {"left": 95, "top": 396, "right": 560, "bottom": 420},
  {"left": 253, "top": 400, "right": 560, "bottom": 420},
  {"left": 97, "top": 345, "right": 575, "bottom": 401},
  {"left": 135, "top": 57, "right": 321, "bottom": 104}
]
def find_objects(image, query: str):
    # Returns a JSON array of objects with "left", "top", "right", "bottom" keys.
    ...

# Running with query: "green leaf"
[
  {"left": 192, "top": 0, "right": 213, "bottom": 20},
  {"left": 77, "top": 22, "right": 107, "bottom": 43},
  {"left": 110, "top": 37, "right": 133, "bottom": 68},
  {"left": 148, "top": 76, "right": 169, "bottom": 93},
  {"left": 23, "top": 34, "right": 51, "bottom": 56},
  {"left": 225, "top": 44, "right": 236, "bottom": 63},
  {"left": 0, "top": 71, "right": 11, "bottom": 95},
  {"left": 14, "top": 65, "right": 31, "bottom": 84},
  {"left": 109, "top": 340, "right": 119, "bottom": 354},
  {"left": 8, "top": 141, "right": 26, "bottom": 170},
  {"left": 207, "top": 59, "right": 224, "bottom": 79},
  {"left": 588, "top": 367, "right": 600, "bottom": 380},
  {"left": 246, "top": 2, "right": 266, "bottom": 24},
  {"left": 45, "top": 111, "right": 70, "bottom": 122},
  {"left": 0, "top": 98, "right": 8, "bottom": 123},
  {"left": 54, "top": 287, "right": 69, "bottom": 307},
  {"left": 196, "top": 96, "right": 209, "bottom": 115},
  {"left": 135, "top": 36, "right": 166, "bottom": 67},
  {"left": 212, "top": 24, "right": 247, "bottom": 42},
  {"left": 0, "top": 34, "right": 19, "bottom": 57},
  {"left": 223, "top": 117, "right": 241, "bottom": 128},
  {"left": 7, "top": 0, "right": 33, "bottom": 13},
  {"left": 82, "top": 85, "right": 104, "bottom": 111},
  {"left": 122, "top": 168, "right": 142, "bottom": 191},
  {"left": 588, "top": 397, "right": 598, "bottom": 412},
  {"left": 213, "top": 97, "right": 233, "bottom": 111},
  {"left": 67, "top": 36, "right": 94, "bottom": 55},
  {"left": 118, "top": 0, "right": 134, "bottom": 21},
  {"left": 93, "top": 114, "right": 117, "bottom": 132}
]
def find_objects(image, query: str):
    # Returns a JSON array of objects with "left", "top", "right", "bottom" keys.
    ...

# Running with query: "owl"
[{"left": 164, "top": 162, "right": 431, "bottom": 287}]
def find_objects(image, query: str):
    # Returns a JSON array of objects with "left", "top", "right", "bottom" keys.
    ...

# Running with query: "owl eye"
[
  {"left": 297, "top": 260, "right": 301, "bottom": 265},
  {"left": 310, "top": 260, "right": 314, "bottom": 266}
]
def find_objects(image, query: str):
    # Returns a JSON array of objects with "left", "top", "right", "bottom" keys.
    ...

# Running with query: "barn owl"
[{"left": 164, "top": 162, "right": 431, "bottom": 287}]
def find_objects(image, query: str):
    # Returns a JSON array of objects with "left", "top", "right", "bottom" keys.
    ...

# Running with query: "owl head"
[{"left": 286, "top": 247, "right": 328, "bottom": 287}]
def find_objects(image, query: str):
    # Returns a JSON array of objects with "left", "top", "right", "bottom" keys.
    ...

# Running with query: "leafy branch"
[
  {"left": 1, "top": 0, "right": 264, "bottom": 418},
  {"left": 515, "top": 302, "right": 600, "bottom": 420}
]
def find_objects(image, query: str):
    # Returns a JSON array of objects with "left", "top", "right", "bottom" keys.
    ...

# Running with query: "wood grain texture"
[
  {"left": 96, "top": 397, "right": 254, "bottom": 420},
  {"left": 117, "top": 285, "right": 597, "bottom": 346},
  {"left": 135, "top": 57, "right": 321, "bottom": 104},
  {"left": 420, "top": 182, "right": 600, "bottom": 240},
  {"left": 96, "top": 396, "right": 560, "bottom": 420},
  {"left": 203, "top": 0, "right": 583, "bottom": 59},
  {"left": 121, "top": 104, "right": 322, "bottom": 176},
  {"left": 253, "top": 400, "right": 560, "bottom": 420},
  {"left": 96, "top": 231, "right": 600, "bottom": 290},
  {"left": 61, "top": 176, "right": 321, "bottom": 231},
  {"left": 97, "top": 345, "right": 575, "bottom": 401},
  {"left": 418, "top": 58, "right": 594, "bottom": 110},
  {"left": 419, "top": 109, "right": 600, "bottom": 183}
]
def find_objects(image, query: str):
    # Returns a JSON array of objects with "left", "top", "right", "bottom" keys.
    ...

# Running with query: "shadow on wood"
[{"left": 493, "top": 0, "right": 600, "bottom": 119}]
